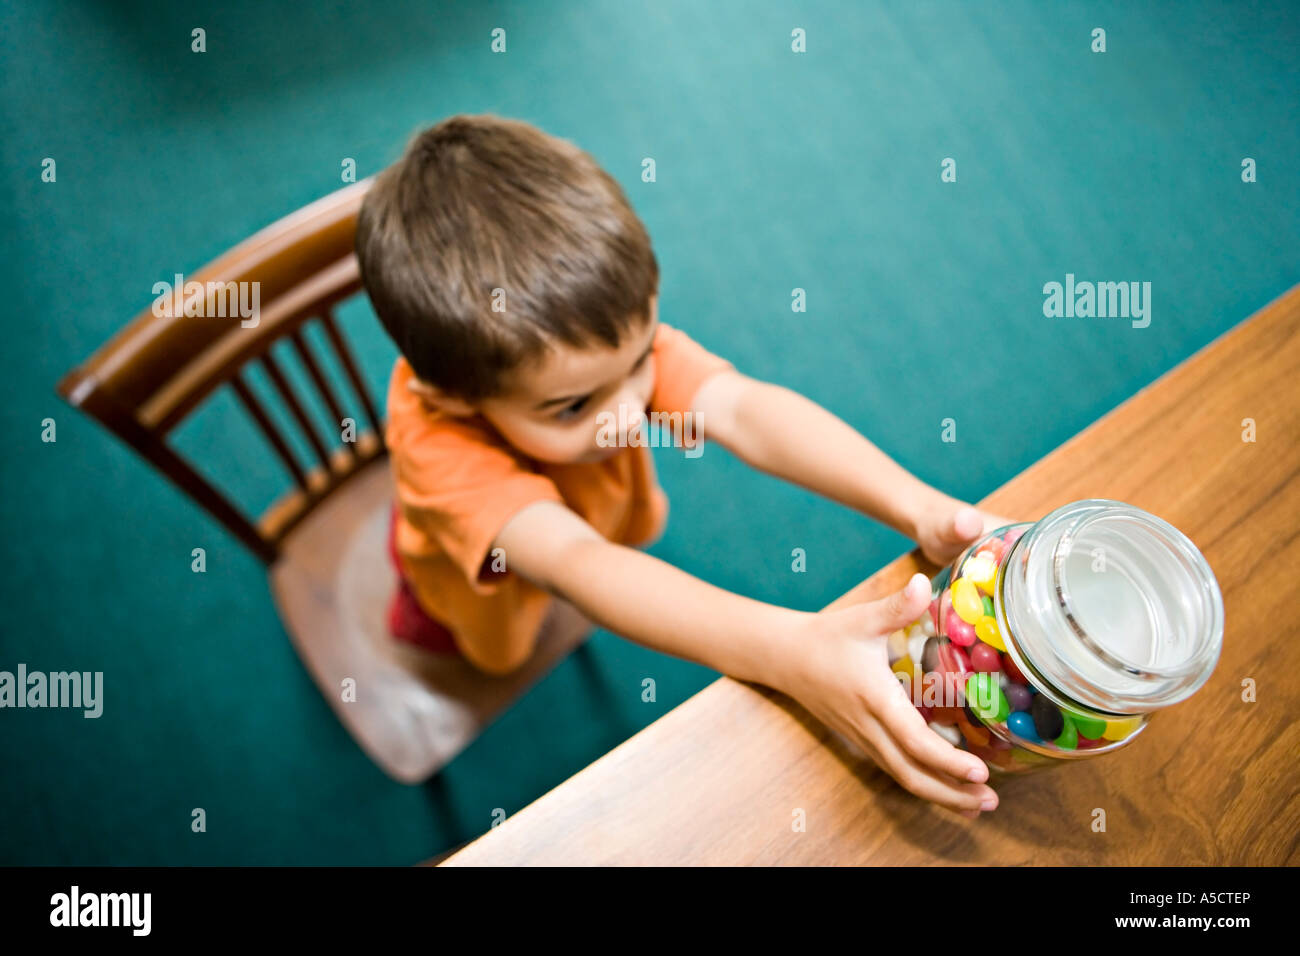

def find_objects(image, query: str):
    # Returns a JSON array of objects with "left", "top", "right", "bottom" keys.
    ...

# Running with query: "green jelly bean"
[
  {"left": 982, "top": 596, "right": 995, "bottom": 617},
  {"left": 1063, "top": 708, "right": 1107, "bottom": 740},
  {"left": 1055, "top": 716, "right": 1078, "bottom": 749},
  {"left": 965, "top": 672, "right": 1007, "bottom": 723}
]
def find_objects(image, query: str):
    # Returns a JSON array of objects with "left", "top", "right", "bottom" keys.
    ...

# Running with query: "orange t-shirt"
[{"left": 384, "top": 322, "right": 734, "bottom": 674}]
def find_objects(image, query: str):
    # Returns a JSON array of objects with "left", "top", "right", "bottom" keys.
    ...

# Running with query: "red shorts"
[{"left": 386, "top": 505, "right": 462, "bottom": 656}]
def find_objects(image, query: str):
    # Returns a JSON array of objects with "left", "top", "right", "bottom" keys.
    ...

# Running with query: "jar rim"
[
  {"left": 999, "top": 499, "right": 1225, "bottom": 712},
  {"left": 1052, "top": 502, "right": 1224, "bottom": 683}
]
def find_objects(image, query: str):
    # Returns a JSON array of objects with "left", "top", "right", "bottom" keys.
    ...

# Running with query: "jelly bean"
[
  {"left": 1004, "top": 684, "right": 1032, "bottom": 713},
  {"left": 975, "top": 615, "right": 1006, "bottom": 652},
  {"left": 1001, "top": 652, "right": 1030, "bottom": 685},
  {"left": 981, "top": 595, "right": 995, "bottom": 617},
  {"left": 908, "top": 632, "right": 929, "bottom": 671},
  {"left": 919, "top": 608, "right": 936, "bottom": 637},
  {"left": 1054, "top": 716, "right": 1078, "bottom": 750},
  {"left": 951, "top": 578, "right": 984, "bottom": 624},
  {"left": 937, "top": 643, "right": 972, "bottom": 701},
  {"left": 969, "top": 641, "right": 1002, "bottom": 674},
  {"left": 887, "top": 629, "right": 909, "bottom": 663},
  {"left": 1003, "top": 527, "right": 1025, "bottom": 547},
  {"left": 921, "top": 635, "right": 941, "bottom": 676},
  {"left": 1007, "top": 711, "right": 1040, "bottom": 742},
  {"left": 963, "top": 554, "right": 998, "bottom": 594},
  {"left": 985, "top": 535, "right": 1006, "bottom": 563},
  {"left": 928, "top": 596, "right": 940, "bottom": 632},
  {"left": 891, "top": 655, "right": 915, "bottom": 681},
  {"left": 932, "top": 705, "right": 965, "bottom": 724},
  {"left": 1076, "top": 735, "right": 1107, "bottom": 749},
  {"left": 917, "top": 704, "right": 934, "bottom": 724},
  {"left": 956, "top": 714, "right": 990, "bottom": 747},
  {"left": 965, "top": 673, "right": 1007, "bottom": 723},
  {"left": 928, "top": 721, "right": 962, "bottom": 746},
  {"left": 1030, "top": 695, "right": 1064, "bottom": 741},
  {"left": 1063, "top": 709, "right": 1107, "bottom": 740},
  {"left": 1102, "top": 716, "right": 1143, "bottom": 741},
  {"left": 945, "top": 607, "right": 977, "bottom": 646}
]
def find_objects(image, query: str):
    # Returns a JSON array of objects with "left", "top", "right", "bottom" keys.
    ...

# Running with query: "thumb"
[
  {"left": 861, "top": 572, "right": 932, "bottom": 635},
  {"left": 949, "top": 505, "right": 984, "bottom": 543}
]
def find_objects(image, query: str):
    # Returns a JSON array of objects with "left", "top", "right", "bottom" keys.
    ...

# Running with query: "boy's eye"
[{"left": 554, "top": 396, "right": 589, "bottom": 421}]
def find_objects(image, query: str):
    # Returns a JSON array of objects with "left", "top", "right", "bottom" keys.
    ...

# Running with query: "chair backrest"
[{"left": 56, "top": 179, "right": 386, "bottom": 564}]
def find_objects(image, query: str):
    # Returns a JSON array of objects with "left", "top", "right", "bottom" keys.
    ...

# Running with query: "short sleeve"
[
  {"left": 390, "top": 411, "right": 564, "bottom": 596},
  {"left": 649, "top": 322, "right": 736, "bottom": 417}
]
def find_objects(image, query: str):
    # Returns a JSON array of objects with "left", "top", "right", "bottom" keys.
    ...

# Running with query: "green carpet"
[{"left": 2, "top": 0, "right": 1296, "bottom": 864}]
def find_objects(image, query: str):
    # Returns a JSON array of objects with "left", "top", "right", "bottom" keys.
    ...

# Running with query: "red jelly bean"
[
  {"left": 969, "top": 641, "right": 1003, "bottom": 674},
  {"left": 937, "top": 643, "right": 971, "bottom": 696},
  {"left": 945, "top": 607, "right": 977, "bottom": 646},
  {"left": 1002, "top": 652, "right": 1030, "bottom": 685}
]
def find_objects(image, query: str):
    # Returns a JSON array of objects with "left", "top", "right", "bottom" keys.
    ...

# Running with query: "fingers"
[
  {"left": 872, "top": 674, "right": 991, "bottom": 788},
  {"left": 862, "top": 573, "right": 932, "bottom": 635},
  {"left": 861, "top": 710, "right": 998, "bottom": 815}
]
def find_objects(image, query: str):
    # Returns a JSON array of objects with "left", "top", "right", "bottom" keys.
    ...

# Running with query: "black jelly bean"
[{"left": 1031, "top": 694, "right": 1064, "bottom": 741}]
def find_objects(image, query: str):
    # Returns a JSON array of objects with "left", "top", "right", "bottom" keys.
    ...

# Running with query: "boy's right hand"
[{"left": 779, "top": 573, "right": 999, "bottom": 819}]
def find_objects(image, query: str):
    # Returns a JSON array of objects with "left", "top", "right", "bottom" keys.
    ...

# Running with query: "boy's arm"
[
  {"left": 491, "top": 498, "right": 998, "bottom": 811},
  {"left": 493, "top": 500, "right": 810, "bottom": 689},
  {"left": 688, "top": 370, "right": 1014, "bottom": 564}
]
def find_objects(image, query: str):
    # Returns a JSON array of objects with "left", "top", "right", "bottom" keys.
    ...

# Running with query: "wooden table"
[{"left": 439, "top": 284, "right": 1300, "bottom": 866}]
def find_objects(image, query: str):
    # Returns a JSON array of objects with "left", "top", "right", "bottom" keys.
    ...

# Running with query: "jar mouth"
[{"left": 1052, "top": 504, "right": 1223, "bottom": 684}]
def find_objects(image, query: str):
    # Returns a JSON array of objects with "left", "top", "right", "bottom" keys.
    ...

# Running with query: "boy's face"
[{"left": 413, "top": 296, "right": 660, "bottom": 466}]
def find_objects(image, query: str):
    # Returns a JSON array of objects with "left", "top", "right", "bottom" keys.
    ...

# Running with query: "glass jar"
[{"left": 886, "top": 499, "right": 1224, "bottom": 774}]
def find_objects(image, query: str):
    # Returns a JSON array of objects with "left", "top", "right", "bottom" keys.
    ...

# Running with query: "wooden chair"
[{"left": 55, "top": 180, "right": 595, "bottom": 784}]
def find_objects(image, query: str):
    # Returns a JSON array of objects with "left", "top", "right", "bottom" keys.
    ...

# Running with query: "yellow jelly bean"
[
  {"left": 951, "top": 577, "right": 984, "bottom": 625},
  {"left": 891, "top": 655, "right": 915, "bottom": 680},
  {"left": 963, "top": 554, "right": 998, "bottom": 594},
  {"left": 975, "top": 614, "right": 1006, "bottom": 651},
  {"left": 1102, "top": 716, "right": 1143, "bottom": 741}
]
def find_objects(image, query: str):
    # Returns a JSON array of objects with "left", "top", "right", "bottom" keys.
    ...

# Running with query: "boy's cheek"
[{"left": 508, "top": 421, "right": 592, "bottom": 464}]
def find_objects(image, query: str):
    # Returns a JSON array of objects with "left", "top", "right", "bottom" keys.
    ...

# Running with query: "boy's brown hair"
[{"left": 355, "top": 113, "right": 659, "bottom": 401}]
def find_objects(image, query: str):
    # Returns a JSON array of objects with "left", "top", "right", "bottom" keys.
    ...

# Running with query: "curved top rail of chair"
[{"left": 56, "top": 177, "right": 375, "bottom": 426}]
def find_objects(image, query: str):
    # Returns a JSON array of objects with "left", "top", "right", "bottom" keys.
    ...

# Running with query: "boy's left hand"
[{"left": 914, "top": 496, "right": 1020, "bottom": 567}]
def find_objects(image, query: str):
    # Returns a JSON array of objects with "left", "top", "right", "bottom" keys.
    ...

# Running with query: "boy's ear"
[{"left": 406, "top": 376, "right": 476, "bottom": 417}]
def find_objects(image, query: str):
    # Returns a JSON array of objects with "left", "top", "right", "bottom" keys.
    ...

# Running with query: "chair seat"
[{"left": 268, "top": 458, "right": 594, "bottom": 783}]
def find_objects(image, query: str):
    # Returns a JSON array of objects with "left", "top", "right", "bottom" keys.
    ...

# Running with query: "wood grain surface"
[{"left": 439, "top": 283, "right": 1300, "bottom": 866}]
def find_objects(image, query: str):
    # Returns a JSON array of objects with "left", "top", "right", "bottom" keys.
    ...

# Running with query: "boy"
[{"left": 356, "top": 114, "right": 1009, "bottom": 819}]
